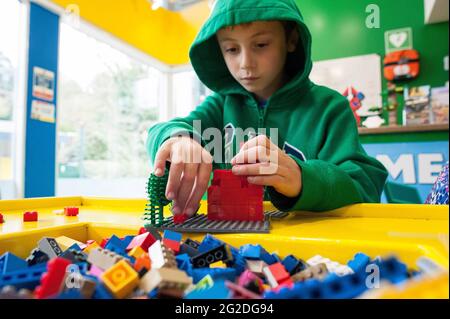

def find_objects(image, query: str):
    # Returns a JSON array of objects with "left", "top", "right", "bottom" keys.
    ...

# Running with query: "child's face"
[{"left": 217, "top": 21, "right": 297, "bottom": 101}]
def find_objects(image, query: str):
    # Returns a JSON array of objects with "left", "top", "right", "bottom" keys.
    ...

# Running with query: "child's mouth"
[{"left": 241, "top": 77, "right": 259, "bottom": 83}]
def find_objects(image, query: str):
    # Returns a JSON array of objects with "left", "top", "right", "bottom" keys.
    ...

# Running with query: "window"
[
  {"left": 57, "top": 23, "right": 162, "bottom": 198},
  {"left": 0, "top": 0, "right": 26, "bottom": 199},
  {"left": 173, "top": 70, "right": 210, "bottom": 117}
]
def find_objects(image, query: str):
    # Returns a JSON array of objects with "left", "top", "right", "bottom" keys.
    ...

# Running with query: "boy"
[{"left": 146, "top": 0, "right": 388, "bottom": 217}]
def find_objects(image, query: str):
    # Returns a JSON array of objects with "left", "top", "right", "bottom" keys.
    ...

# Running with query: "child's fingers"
[
  {"left": 174, "top": 163, "right": 199, "bottom": 215},
  {"left": 166, "top": 160, "right": 184, "bottom": 201},
  {"left": 232, "top": 145, "right": 278, "bottom": 165},
  {"left": 153, "top": 145, "right": 171, "bottom": 176},
  {"left": 246, "top": 175, "right": 284, "bottom": 187},
  {"left": 238, "top": 135, "right": 278, "bottom": 153},
  {"left": 232, "top": 162, "right": 279, "bottom": 176},
  {"left": 184, "top": 162, "right": 212, "bottom": 216}
]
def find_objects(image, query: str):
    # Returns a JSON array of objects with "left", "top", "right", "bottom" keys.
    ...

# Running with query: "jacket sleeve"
[
  {"left": 146, "top": 93, "right": 224, "bottom": 169},
  {"left": 268, "top": 98, "right": 389, "bottom": 212}
]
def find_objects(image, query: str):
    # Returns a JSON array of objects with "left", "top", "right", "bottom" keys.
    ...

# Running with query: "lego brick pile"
[{"left": 0, "top": 228, "right": 420, "bottom": 299}]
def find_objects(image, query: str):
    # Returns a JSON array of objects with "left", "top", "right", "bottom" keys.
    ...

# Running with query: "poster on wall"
[
  {"left": 32, "top": 66, "right": 55, "bottom": 101},
  {"left": 31, "top": 100, "right": 55, "bottom": 123},
  {"left": 363, "top": 141, "right": 448, "bottom": 203},
  {"left": 310, "top": 54, "right": 383, "bottom": 115},
  {"left": 403, "top": 85, "right": 432, "bottom": 125}
]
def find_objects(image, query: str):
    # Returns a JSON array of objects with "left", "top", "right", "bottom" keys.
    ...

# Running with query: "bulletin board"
[{"left": 309, "top": 54, "right": 383, "bottom": 113}]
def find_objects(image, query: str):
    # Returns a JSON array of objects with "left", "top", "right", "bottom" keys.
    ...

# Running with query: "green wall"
[{"left": 296, "top": 0, "right": 448, "bottom": 89}]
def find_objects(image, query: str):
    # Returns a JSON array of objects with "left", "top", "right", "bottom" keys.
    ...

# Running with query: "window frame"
[{"left": 0, "top": 0, "right": 29, "bottom": 199}]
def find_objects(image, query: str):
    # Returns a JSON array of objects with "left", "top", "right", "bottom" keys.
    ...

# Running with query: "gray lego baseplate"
[{"left": 145, "top": 210, "right": 289, "bottom": 234}]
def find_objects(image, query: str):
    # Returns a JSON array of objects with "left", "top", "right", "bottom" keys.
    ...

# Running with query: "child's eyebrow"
[{"left": 219, "top": 31, "right": 273, "bottom": 43}]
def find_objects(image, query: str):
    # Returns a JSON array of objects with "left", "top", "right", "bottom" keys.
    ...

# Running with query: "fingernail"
[
  {"left": 172, "top": 206, "right": 180, "bottom": 215},
  {"left": 232, "top": 166, "right": 240, "bottom": 173},
  {"left": 154, "top": 168, "right": 162, "bottom": 176},
  {"left": 167, "top": 192, "right": 174, "bottom": 200}
]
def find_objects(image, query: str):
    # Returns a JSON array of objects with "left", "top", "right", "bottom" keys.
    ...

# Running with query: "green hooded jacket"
[{"left": 146, "top": 0, "right": 388, "bottom": 212}]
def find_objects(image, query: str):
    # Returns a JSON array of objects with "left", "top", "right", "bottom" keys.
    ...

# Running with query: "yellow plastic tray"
[{"left": 0, "top": 197, "right": 448, "bottom": 298}]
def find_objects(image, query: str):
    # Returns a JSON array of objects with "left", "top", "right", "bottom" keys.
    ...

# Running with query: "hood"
[{"left": 189, "top": 0, "right": 313, "bottom": 97}]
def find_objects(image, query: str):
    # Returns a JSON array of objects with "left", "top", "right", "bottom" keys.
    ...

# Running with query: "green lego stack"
[{"left": 143, "top": 169, "right": 171, "bottom": 228}]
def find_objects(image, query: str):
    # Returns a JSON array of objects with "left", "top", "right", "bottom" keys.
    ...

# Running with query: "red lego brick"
[
  {"left": 163, "top": 238, "right": 181, "bottom": 254},
  {"left": 126, "top": 232, "right": 156, "bottom": 252},
  {"left": 173, "top": 213, "right": 188, "bottom": 224},
  {"left": 64, "top": 207, "right": 79, "bottom": 216},
  {"left": 23, "top": 211, "right": 38, "bottom": 222},
  {"left": 265, "top": 262, "right": 291, "bottom": 285},
  {"left": 0, "top": 213, "right": 4, "bottom": 224},
  {"left": 34, "top": 257, "right": 71, "bottom": 299},
  {"left": 100, "top": 238, "right": 109, "bottom": 248},
  {"left": 207, "top": 170, "right": 264, "bottom": 222}
]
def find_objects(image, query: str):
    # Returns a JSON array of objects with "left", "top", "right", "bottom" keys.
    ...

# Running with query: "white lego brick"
[{"left": 262, "top": 265, "right": 279, "bottom": 288}]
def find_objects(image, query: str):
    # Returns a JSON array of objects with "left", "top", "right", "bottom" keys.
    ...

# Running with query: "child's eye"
[
  {"left": 256, "top": 43, "right": 268, "bottom": 48},
  {"left": 225, "top": 48, "right": 238, "bottom": 53}
]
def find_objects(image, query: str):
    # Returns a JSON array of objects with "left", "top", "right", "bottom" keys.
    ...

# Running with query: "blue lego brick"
[
  {"left": 103, "top": 235, "right": 135, "bottom": 264},
  {"left": 263, "top": 268, "right": 370, "bottom": 300},
  {"left": 261, "top": 252, "right": 280, "bottom": 265},
  {"left": 104, "top": 235, "right": 127, "bottom": 255},
  {"left": 239, "top": 244, "right": 263, "bottom": 260},
  {"left": 75, "top": 262, "right": 90, "bottom": 275},
  {"left": 198, "top": 234, "right": 225, "bottom": 252},
  {"left": 191, "top": 267, "right": 237, "bottom": 284},
  {"left": 121, "top": 235, "right": 135, "bottom": 248},
  {"left": 263, "top": 279, "right": 320, "bottom": 299},
  {"left": 185, "top": 279, "right": 230, "bottom": 299},
  {"left": 319, "top": 272, "right": 367, "bottom": 299},
  {"left": 93, "top": 282, "right": 113, "bottom": 299},
  {"left": 148, "top": 288, "right": 158, "bottom": 299},
  {"left": 66, "top": 243, "right": 82, "bottom": 252},
  {"left": 55, "top": 289, "right": 84, "bottom": 299},
  {"left": 281, "top": 255, "right": 307, "bottom": 275},
  {"left": 226, "top": 251, "right": 246, "bottom": 276},
  {"left": 0, "top": 263, "right": 47, "bottom": 290},
  {"left": 0, "top": 252, "right": 28, "bottom": 274},
  {"left": 356, "top": 92, "right": 365, "bottom": 100},
  {"left": 163, "top": 230, "right": 182, "bottom": 243},
  {"left": 376, "top": 256, "right": 409, "bottom": 284},
  {"left": 347, "top": 253, "right": 371, "bottom": 273},
  {"left": 176, "top": 254, "right": 193, "bottom": 277}
]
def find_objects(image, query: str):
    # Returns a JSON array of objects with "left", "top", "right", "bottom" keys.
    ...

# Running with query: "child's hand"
[
  {"left": 153, "top": 136, "right": 213, "bottom": 217},
  {"left": 231, "top": 135, "right": 302, "bottom": 198}
]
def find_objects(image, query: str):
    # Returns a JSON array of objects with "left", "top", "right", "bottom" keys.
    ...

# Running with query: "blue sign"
[{"left": 363, "top": 141, "right": 449, "bottom": 203}]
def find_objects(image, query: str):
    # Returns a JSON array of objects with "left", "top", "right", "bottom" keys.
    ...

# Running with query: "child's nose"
[{"left": 240, "top": 49, "right": 256, "bottom": 70}]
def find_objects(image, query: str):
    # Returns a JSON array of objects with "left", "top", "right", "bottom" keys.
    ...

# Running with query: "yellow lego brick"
[
  {"left": 55, "top": 236, "right": 85, "bottom": 251},
  {"left": 209, "top": 261, "right": 226, "bottom": 268},
  {"left": 101, "top": 260, "right": 139, "bottom": 299},
  {"left": 83, "top": 242, "right": 100, "bottom": 254},
  {"left": 128, "top": 246, "right": 145, "bottom": 259}
]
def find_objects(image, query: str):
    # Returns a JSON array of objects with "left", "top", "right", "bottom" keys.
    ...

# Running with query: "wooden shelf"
[{"left": 358, "top": 123, "right": 449, "bottom": 135}]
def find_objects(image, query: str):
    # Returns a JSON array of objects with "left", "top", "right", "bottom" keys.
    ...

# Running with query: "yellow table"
[{"left": 0, "top": 197, "right": 448, "bottom": 298}]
